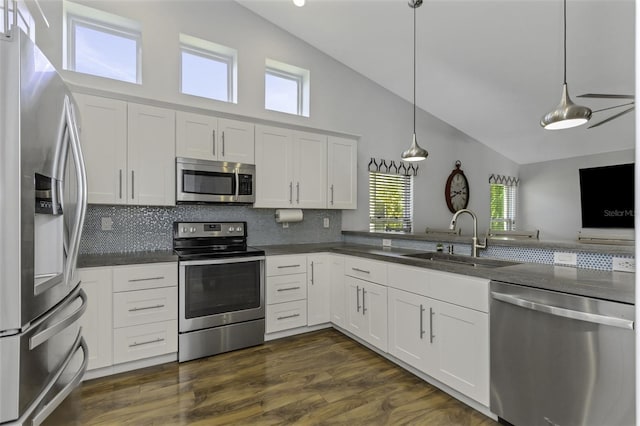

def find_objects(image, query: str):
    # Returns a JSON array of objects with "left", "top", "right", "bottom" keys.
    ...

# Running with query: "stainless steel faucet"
[{"left": 449, "top": 209, "right": 486, "bottom": 257}]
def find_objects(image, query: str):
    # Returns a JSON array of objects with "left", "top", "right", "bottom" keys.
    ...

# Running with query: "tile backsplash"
[{"left": 80, "top": 205, "right": 342, "bottom": 254}]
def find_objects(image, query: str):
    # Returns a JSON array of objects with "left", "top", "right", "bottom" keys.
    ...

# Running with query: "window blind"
[
  {"left": 369, "top": 172, "right": 413, "bottom": 232},
  {"left": 489, "top": 177, "right": 518, "bottom": 231}
]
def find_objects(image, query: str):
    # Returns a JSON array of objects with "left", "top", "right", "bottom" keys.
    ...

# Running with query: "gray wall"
[
  {"left": 519, "top": 149, "right": 635, "bottom": 241},
  {"left": 31, "top": 0, "right": 519, "bottom": 245}
]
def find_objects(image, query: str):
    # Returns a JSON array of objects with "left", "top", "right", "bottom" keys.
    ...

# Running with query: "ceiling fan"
[{"left": 576, "top": 93, "right": 635, "bottom": 129}]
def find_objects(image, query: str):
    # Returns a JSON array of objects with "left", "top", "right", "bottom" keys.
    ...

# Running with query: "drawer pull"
[
  {"left": 277, "top": 286, "right": 301, "bottom": 292},
  {"left": 352, "top": 267, "right": 370, "bottom": 274},
  {"left": 277, "top": 313, "right": 301, "bottom": 321},
  {"left": 277, "top": 264, "right": 301, "bottom": 269},
  {"left": 129, "top": 337, "right": 164, "bottom": 348},
  {"left": 128, "top": 304, "right": 165, "bottom": 312},
  {"left": 128, "top": 276, "right": 165, "bottom": 283}
]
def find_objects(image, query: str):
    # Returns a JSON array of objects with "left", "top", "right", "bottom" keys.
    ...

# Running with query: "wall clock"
[{"left": 445, "top": 160, "right": 469, "bottom": 213}]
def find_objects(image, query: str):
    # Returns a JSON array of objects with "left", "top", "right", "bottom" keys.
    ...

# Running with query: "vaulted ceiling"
[{"left": 236, "top": 0, "right": 635, "bottom": 165}]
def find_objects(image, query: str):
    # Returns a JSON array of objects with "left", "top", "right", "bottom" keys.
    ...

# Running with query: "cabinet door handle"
[
  {"left": 119, "top": 169, "right": 123, "bottom": 199},
  {"left": 128, "top": 304, "right": 165, "bottom": 312},
  {"left": 352, "top": 267, "right": 370, "bottom": 274},
  {"left": 277, "top": 313, "right": 300, "bottom": 321},
  {"left": 212, "top": 130, "right": 216, "bottom": 156},
  {"left": 429, "top": 307, "right": 435, "bottom": 343},
  {"left": 277, "top": 264, "right": 301, "bottom": 269},
  {"left": 296, "top": 182, "right": 300, "bottom": 204},
  {"left": 289, "top": 182, "right": 293, "bottom": 204},
  {"left": 128, "top": 276, "right": 165, "bottom": 283},
  {"left": 362, "top": 289, "right": 367, "bottom": 315},
  {"left": 222, "top": 131, "right": 226, "bottom": 157},
  {"left": 129, "top": 337, "right": 164, "bottom": 348},
  {"left": 330, "top": 184, "right": 334, "bottom": 205},
  {"left": 356, "top": 286, "right": 361, "bottom": 312},
  {"left": 276, "top": 286, "right": 301, "bottom": 292},
  {"left": 310, "top": 261, "right": 314, "bottom": 285},
  {"left": 131, "top": 170, "right": 135, "bottom": 199},
  {"left": 419, "top": 304, "right": 425, "bottom": 339}
]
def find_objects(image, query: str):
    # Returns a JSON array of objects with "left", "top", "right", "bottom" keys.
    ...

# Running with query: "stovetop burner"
[{"left": 173, "top": 221, "right": 265, "bottom": 260}]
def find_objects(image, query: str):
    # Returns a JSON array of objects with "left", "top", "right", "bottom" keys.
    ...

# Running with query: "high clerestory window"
[
  {"left": 489, "top": 174, "right": 519, "bottom": 231},
  {"left": 64, "top": 1, "right": 141, "bottom": 84},
  {"left": 265, "top": 58, "right": 310, "bottom": 117},
  {"left": 180, "top": 34, "right": 237, "bottom": 103}
]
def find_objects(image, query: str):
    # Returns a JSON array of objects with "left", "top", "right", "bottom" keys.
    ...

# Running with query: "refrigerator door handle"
[
  {"left": 15, "top": 332, "right": 88, "bottom": 426},
  {"left": 62, "top": 95, "right": 88, "bottom": 287},
  {"left": 29, "top": 287, "right": 87, "bottom": 350}
]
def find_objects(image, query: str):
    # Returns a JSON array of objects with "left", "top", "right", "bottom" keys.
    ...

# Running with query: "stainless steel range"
[{"left": 174, "top": 221, "right": 265, "bottom": 362}]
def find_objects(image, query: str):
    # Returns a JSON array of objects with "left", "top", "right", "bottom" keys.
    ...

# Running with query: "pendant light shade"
[
  {"left": 540, "top": 83, "right": 592, "bottom": 129},
  {"left": 540, "top": 0, "right": 591, "bottom": 130},
  {"left": 401, "top": 0, "right": 428, "bottom": 162}
]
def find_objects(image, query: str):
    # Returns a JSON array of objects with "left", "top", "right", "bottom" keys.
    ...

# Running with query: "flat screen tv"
[{"left": 579, "top": 163, "right": 634, "bottom": 229}]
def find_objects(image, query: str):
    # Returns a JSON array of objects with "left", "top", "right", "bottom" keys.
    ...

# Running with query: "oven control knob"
[
  {"left": 190, "top": 227, "right": 196, "bottom": 233},
  {"left": 181, "top": 227, "right": 187, "bottom": 233},
  {"left": 236, "top": 226, "right": 243, "bottom": 232}
]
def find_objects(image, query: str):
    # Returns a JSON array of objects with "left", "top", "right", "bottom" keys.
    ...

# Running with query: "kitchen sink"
[{"left": 402, "top": 252, "right": 521, "bottom": 268}]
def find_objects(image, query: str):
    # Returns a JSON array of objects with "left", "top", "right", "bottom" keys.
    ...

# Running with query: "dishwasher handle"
[{"left": 491, "top": 291, "right": 635, "bottom": 330}]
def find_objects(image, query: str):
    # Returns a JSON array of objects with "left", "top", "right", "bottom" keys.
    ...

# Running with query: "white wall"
[
  {"left": 519, "top": 149, "right": 634, "bottom": 241},
  {"left": 31, "top": 0, "right": 518, "bottom": 236}
]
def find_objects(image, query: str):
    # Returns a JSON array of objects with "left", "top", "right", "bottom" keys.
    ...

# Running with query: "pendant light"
[
  {"left": 401, "top": 0, "right": 428, "bottom": 161},
  {"left": 540, "top": 0, "right": 591, "bottom": 130}
]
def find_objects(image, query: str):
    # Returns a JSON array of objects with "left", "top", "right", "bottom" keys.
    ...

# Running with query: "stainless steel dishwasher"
[{"left": 490, "top": 280, "right": 635, "bottom": 426}]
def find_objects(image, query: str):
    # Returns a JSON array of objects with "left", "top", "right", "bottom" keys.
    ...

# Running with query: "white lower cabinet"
[
  {"left": 266, "top": 300, "right": 308, "bottom": 333},
  {"left": 387, "top": 263, "right": 490, "bottom": 406},
  {"left": 329, "top": 255, "right": 346, "bottom": 328},
  {"left": 345, "top": 276, "right": 387, "bottom": 352},
  {"left": 307, "top": 254, "right": 330, "bottom": 326},
  {"left": 79, "top": 262, "right": 178, "bottom": 373},
  {"left": 78, "top": 268, "right": 113, "bottom": 370}
]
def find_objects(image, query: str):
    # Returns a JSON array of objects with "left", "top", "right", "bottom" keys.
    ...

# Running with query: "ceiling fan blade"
[
  {"left": 592, "top": 101, "right": 635, "bottom": 113},
  {"left": 577, "top": 93, "right": 635, "bottom": 99},
  {"left": 588, "top": 106, "right": 635, "bottom": 129}
]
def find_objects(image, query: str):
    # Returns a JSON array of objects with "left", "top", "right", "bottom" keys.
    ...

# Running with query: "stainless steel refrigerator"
[{"left": 0, "top": 26, "right": 89, "bottom": 425}]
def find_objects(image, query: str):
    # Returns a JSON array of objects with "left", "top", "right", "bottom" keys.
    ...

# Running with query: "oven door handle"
[
  {"left": 179, "top": 256, "right": 265, "bottom": 266},
  {"left": 491, "top": 291, "right": 635, "bottom": 330}
]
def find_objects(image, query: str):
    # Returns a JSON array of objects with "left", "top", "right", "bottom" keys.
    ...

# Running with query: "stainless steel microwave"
[{"left": 176, "top": 157, "right": 255, "bottom": 204}]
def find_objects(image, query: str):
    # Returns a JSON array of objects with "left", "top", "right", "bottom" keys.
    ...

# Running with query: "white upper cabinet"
[
  {"left": 76, "top": 94, "right": 175, "bottom": 206},
  {"left": 255, "top": 125, "right": 295, "bottom": 207},
  {"left": 255, "top": 125, "right": 331, "bottom": 209},
  {"left": 127, "top": 103, "right": 176, "bottom": 206},
  {"left": 176, "top": 111, "right": 254, "bottom": 164},
  {"left": 75, "top": 94, "right": 127, "bottom": 205},
  {"left": 293, "top": 131, "right": 327, "bottom": 208},
  {"left": 327, "top": 136, "right": 357, "bottom": 209}
]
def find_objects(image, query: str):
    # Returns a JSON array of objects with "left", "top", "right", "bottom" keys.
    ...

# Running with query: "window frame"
[
  {"left": 265, "top": 67, "right": 303, "bottom": 116},
  {"left": 264, "top": 58, "right": 310, "bottom": 117},
  {"left": 180, "top": 43, "right": 236, "bottom": 103},
  {"left": 66, "top": 13, "right": 142, "bottom": 84},
  {"left": 368, "top": 171, "right": 414, "bottom": 233},
  {"left": 489, "top": 183, "right": 517, "bottom": 231}
]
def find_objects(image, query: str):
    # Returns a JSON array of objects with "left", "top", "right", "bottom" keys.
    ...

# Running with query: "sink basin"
[{"left": 402, "top": 252, "right": 521, "bottom": 268}]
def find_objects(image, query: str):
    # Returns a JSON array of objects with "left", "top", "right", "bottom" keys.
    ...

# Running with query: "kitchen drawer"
[
  {"left": 113, "top": 287, "right": 177, "bottom": 328},
  {"left": 344, "top": 256, "right": 387, "bottom": 285},
  {"left": 266, "top": 300, "right": 307, "bottom": 333},
  {"left": 267, "top": 273, "right": 307, "bottom": 304},
  {"left": 113, "top": 262, "right": 177, "bottom": 292},
  {"left": 266, "top": 255, "right": 307, "bottom": 276},
  {"left": 428, "top": 270, "right": 489, "bottom": 313},
  {"left": 113, "top": 320, "right": 177, "bottom": 364}
]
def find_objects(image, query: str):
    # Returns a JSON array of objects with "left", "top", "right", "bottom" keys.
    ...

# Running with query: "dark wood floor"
[{"left": 46, "top": 329, "right": 498, "bottom": 425}]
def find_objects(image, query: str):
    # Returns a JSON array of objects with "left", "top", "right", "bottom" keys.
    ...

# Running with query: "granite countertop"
[
  {"left": 78, "top": 250, "right": 178, "bottom": 268},
  {"left": 258, "top": 242, "right": 635, "bottom": 305},
  {"left": 342, "top": 230, "right": 635, "bottom": 255}
]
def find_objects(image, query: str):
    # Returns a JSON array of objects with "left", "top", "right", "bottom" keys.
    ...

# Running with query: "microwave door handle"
[
  {"left": 235, "top": 169, "right": 239, "bottom": 201},
  {"left": 63, "top": 95, "right": 88, "bottom": 286}
]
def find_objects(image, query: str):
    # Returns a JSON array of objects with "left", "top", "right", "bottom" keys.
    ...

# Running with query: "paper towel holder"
[{"left": 275, "top": 209, "right": 304, "bottom": 223}]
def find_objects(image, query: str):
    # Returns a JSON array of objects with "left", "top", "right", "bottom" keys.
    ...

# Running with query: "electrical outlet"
[
  {"left": 382, "top": 239, "right": 392, "bottom": 247},
  {"left": 612, "top": 257, "right": 635, "bottom": 273},
  {"left": 553, "top": 252, "right": 577, "bottom": 266},
  {"left": 282, "top": 222, "right": 289, "bottom": 229},
  {"left": 323, "top": 218, "right": 330, "bottom": 228},
  {"left": 101, "top": 217, "right": 113, "bottom": 231}
]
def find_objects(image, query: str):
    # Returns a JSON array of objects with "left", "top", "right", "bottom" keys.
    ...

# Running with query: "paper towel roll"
[{"left": 275, "top": 209, "right": 304, "bottom": 223}]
